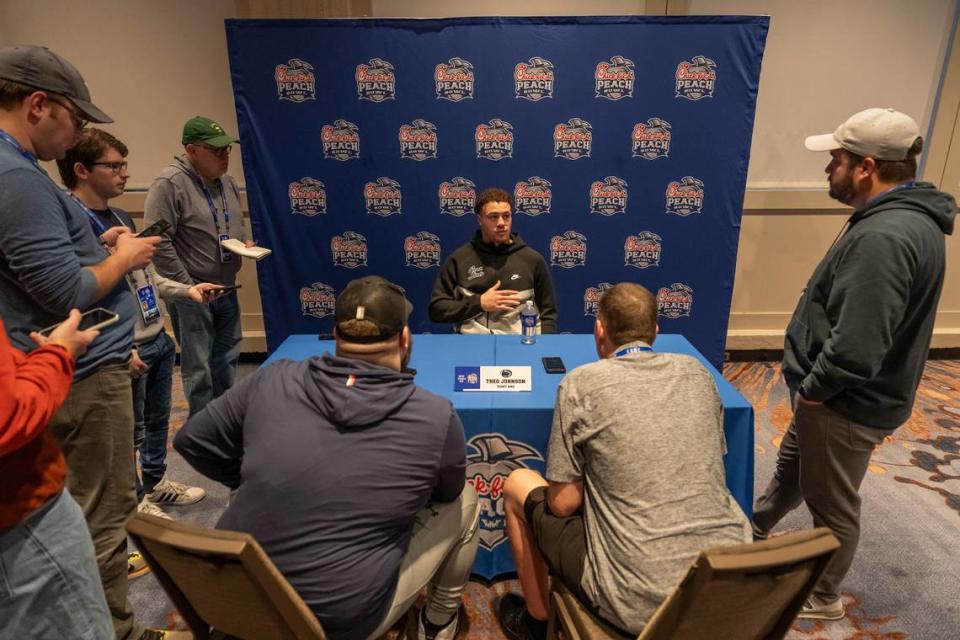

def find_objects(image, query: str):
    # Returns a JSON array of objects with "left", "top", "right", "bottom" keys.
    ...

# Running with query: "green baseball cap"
[{"left": 181, "top": 116, "right": 239, "bottom": 148}]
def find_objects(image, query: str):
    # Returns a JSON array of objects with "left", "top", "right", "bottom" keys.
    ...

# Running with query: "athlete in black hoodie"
[
  {"left": 429, "top": 188, "right": 558, "bottom": 334},
  {"left": 753, "top": 109, "right": 956, "bottom": 622}
]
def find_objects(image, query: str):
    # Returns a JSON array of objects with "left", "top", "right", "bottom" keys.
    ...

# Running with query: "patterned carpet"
[{"left": 129, "top": 359, "right": 960, "bottom": 639}]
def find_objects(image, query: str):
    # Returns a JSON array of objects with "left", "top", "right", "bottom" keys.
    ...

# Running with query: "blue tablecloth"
[{"left": 265, "top": 333, "right": 754, "bottom": 579}]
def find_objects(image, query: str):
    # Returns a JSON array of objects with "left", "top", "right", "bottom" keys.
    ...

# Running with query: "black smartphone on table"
[
  {"left": 542, "top": 356, "right": 566, "bottom": 374},
  {"left": 38, "top": 307, "right": 120, "bottom": 337},
  {"left": 136, "top": 219, "right": 171, "bottom": 238}
]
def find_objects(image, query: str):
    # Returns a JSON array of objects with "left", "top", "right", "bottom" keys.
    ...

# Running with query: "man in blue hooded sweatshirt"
[
  {"left": 175, "top": 276, "right": 479, "bottom": 640},
  {"left": 752, "top": 108, "right": 956, "bottom": 621}
]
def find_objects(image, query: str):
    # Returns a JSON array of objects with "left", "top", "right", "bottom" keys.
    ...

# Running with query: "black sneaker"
[{"left": 497, "top": 593, "right": 547, "bottom": 640}]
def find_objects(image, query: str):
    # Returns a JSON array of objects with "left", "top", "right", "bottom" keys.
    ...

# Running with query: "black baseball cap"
[
  {"left": 0, "top": 45, "right": 112, "bottom": 123},
  {"left": 335, "top": 276, "right": 413, "bottom": 343}
]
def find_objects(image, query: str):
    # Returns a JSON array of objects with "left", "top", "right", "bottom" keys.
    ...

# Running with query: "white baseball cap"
[{"left": 804, "top": 108, "right": 920, "bottom": 161}]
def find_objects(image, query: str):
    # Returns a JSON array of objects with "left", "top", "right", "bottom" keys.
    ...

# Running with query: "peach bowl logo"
[
  {"left": 666, "top": 176, "right": 705, "bottom": 216},
  {"left": 275, "top": 58, "right": 315, "bottom": 103},
  {"left": 399, "top": 119, "right": 438, "bottom": 161},
  {"left": 321, "top": 119, "right": 360, "bottom": 161},
  {"left": 515, "top": 56, "right": 554, "bottom": 101},
  {"left": 595, "top": 55, "right": 635, "bottom": 100},
  {"left": 554, "top": 118, "right": 592, "bottom": 160},
  {"left": 404, "top": 231, "right": 441, "bottom": 269},
  {"left": 439, "top": 177, "right": 476, "bottom": 217},
  {"left": 466, "top": 434, "right": 544, "bottom": 550},
  {"left": 475, "top": 119, "right": 514, "bottom": 161},
  {"left": 331, "top": 231, "right": 368, "bottom": 269},
  {"left": 514, "top": 176, "right": 552, "bottom": 217},
  {"left": 288, "top": 177, "right": 326, "bottom": 216},
  {"left": 364, "top": 177, "right": 402, "bottom": 217},
  {"left": 300, "top": 282, "right": 335, "bottom": 319},
  {"left": 550, "top": 230, "right": 587, "bottom": 269},
  {"left": 632, "top": 117, "right": 672, "bottom": 160},
  {"left": 625, "top": 231, "right": 662, "bottom": 269},
  {"left": 435, "top": 57, "right": 474, "bottom": 102},
  {"left": 356, "top": 57, "right": 396, "bottom": 102},
  {"left": 590, "top": 176, "right": 628, "bottom": 216},
  {"left": 675, "top": 55, "right": 717, "bottom": 100},
  {"left": 584, "top": 282, "right": 615, "bottom": 316},
  {"left": 658, "top": 283, "right": 694, "bottom": 319}
]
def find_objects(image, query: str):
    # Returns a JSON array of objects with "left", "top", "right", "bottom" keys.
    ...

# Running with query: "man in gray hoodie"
[
  {"left": 752, "top": 108, "right": 956, "bottom": 621},
  {"left": 175, "top": 276, "right": 479, "bottom": 640},
  {"left": 144, "top": 116, "right": 253, "bottom": 416}
]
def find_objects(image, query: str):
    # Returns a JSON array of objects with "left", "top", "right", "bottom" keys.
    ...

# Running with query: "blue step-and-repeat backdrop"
[{"left": 225, "top": 16, "right": 769, "bottom": 369}]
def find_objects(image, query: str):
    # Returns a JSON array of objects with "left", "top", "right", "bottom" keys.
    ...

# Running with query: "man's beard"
[{"left": 829, "top": 171, "right": 857, "bottom": 206}]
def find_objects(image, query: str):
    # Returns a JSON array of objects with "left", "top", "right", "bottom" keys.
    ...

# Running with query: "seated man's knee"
[{"left": 504, "top": 468, "right": 546, "bottom": 514}]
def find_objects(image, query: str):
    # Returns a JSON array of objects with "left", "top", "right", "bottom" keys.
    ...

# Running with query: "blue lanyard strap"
[
  {"left": 69, "top": 193, "right": 109, "bottom": 236},
  {"left": 615, "top": 345, "right": 653, "bottom": 357},
  {"left": 198, "top": 179, "right": 230, "bottom": 234},
  {"left": 0, "top": 128, "right": 39, "bottom": 167}
]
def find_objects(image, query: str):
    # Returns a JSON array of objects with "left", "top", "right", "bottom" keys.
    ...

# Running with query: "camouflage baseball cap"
[
  {"left": 0, "top": 45, "right": 112, "bottom": 123},
  {"left": 181, "top": 116, "right": 239, "bottom": 148},
  {"left": 335, "top": 276, "right": 413, "bottom": 343}
]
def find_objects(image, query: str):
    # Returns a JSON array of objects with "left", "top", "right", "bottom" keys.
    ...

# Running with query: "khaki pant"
[
  {"left": 50, "top": 364, "right": 140, "bottom": 640},
  {"left": 753, "top": 394, "right": 888, "bottom": 602}
]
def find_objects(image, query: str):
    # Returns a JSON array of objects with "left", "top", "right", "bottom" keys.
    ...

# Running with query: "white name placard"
[{"left": 454, "top": 366, "right": 532, "bottom": 392}]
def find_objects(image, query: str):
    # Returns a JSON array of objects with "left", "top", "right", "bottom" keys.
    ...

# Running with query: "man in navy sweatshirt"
[
  {"left": 176, "top": 276, "right": 479, "bottom": 640},
  {"left": 752, "top": 108, "right": 956, "bottom": 621}
]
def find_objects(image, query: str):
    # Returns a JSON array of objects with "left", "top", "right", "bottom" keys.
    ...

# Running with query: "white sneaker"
[
  {"left": 418, "top": 607, "right": 462, "bottom": 640},
  {"left": 137, "top": 497, "right": 172, "bottom": 520},
  {"left": 146, "top": 477, "right": 206, "bottom": 506}
]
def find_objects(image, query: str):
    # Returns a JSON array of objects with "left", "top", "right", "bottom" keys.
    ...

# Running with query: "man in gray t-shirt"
[{"left": 497, "top": 283, "right": 750, "bottom": 639}]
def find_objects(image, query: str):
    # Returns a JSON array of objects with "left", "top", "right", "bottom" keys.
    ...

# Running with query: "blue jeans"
[
  {"left": 0, "top": 490, "right": 112, "bottom": 640},
  {"left": 133, "top": 330, "right": 177, "bottom": 500},
  {"left": 169, "top": 291, "right": 242, "bottom": 416}
]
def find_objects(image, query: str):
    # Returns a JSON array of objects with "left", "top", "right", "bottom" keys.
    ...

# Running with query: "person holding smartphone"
[
  {"left": 144, "top": 116, "right": 257, "bottom": 417},
  {"left": 58, "top": 129, "right": 224, "bottom": 530}
]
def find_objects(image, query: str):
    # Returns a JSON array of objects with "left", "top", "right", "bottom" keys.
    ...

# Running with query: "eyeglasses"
[
  {"left": 89, "top": 161, "right": 129, "bottom": 174},
  {"left": 46, "top": 95, "right": 88, "bottom": 131},
  {"left": 193, "top": 143, "right": 232, "bottom": 157}
]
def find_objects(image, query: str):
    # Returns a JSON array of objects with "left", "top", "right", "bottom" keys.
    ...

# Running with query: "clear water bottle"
[{"left": 521, "top": 300, "right": 538, "bottom": 344}]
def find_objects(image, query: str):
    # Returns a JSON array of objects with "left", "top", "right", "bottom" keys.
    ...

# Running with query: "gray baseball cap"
[
  {"left": 805, "top": 108, "right": 919, "bottom": 161},
  {"left": 0, "top": 45, "right": 112, "bottom": 123}
]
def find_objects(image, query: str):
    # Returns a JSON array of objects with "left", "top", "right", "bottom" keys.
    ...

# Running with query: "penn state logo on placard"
[
  {"left": 435, "top": 57, "right": 475, "bottom": 102},
  {"left": 356, "top": 57, "right": 396, "bottom": 102},
  {"left": 583, "top": 282, "right": 614, "bottom": 316},
  {"left": 666, "top": 176, "right": 705, "bottom": 216},
  {"left": 632, "top": 118, "right": 672, "bottom": 160},
  {"left": 331, "top": 231, "right": 368, "bottom": 269},
  {"left": 514, "top": 177, "right": 552, "bottom": 217},
  {"left": 550, "top": 231, "right": 587, "bottom": 269},
  {"left": 625, "top": 231, "right": 662, "bottom": 269},
  {"left": 439, "top": 177, "right": 476, "bottom": 217},
  {"left": 466, "top": 434, "right": 544, "bottom": 550},
  {"left": 288, "top": 177, "right": 326, "bottom": 216},
  {"left": 364, "top": 177, "right": 402, "bottom": 217},
  {"left": 595, "top": 55, "right": 635, "bottom": 100},
  {"left": 589, "top": 176, "right": 628, "bottom": 216},
  {"left": 321, "top": 119, "right": 360, "bottom": 161},
  {"left": 404, "top": 231, "right": 441, "bottom": 269},
  {"left": 274, "top": 58, "right": 315, "bottom": 103},
  {"left": 658, "top": 283, "right": 694, "bottom": 319},
  {"left": 399, "top": 119, "right": 438, "bottom": 161},
  {"left": 475, "top": 119, "right": 514, "bottom": 161},
  {"left": 554, "top": 118, "right": 592, "bottom": 160},
  {"left": 299, "top": 282, "right": 335, "bottom": 319},
  {"left": 515, "top": 57, "right": 554, "bottom": 101},
  {"left": 675, "top": 55, "right": 717, "bottom": 100}
]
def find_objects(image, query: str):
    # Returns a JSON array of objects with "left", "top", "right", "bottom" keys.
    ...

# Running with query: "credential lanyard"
[
  {"left": 0, "top": 128, "right": 39, "bottom": 167},
  {"left": 68, "top": 193, "right": 111, "bottom": 236},
  {"left": 198, "top": 179, "right": 230, "bottom": 235},
  {"left": 615, "top": 345, "right": 653, "bottom": 357}
]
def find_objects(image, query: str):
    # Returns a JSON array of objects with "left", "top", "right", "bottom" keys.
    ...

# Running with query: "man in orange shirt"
[{"left": 0, "top": 311, "right": 111, "bottom": 639}]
